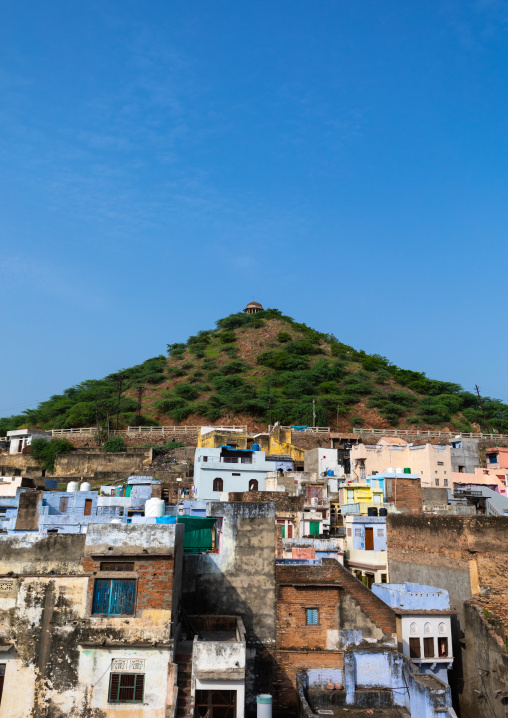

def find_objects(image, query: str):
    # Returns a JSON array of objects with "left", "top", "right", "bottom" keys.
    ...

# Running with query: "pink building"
[{"left": 485, "top": 447, "right": 508, "bottom": 470}]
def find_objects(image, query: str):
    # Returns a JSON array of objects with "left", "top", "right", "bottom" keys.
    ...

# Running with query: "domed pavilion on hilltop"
[{"left": 243, "top": 301, "right": 264, "bottom": 314}]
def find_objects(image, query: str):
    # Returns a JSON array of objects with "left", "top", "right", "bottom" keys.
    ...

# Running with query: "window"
[
  {"left": 354, "top": 528, "right": 362, "bottom": 537},
  {"left": 423, "top": 637, "right": 435, "bottom": 658},
  {"left": 438, "top": 637, "right": 448, "bottom": 656},
  {"left": 232, "top": 472, "right": 241, "bottom": 476},
  {"left": 0, "top": 663, "right": 4, "bottom": 706},
  {"left": 347, "top": 528, "right": 352, "bottom": 537},
  {"left": 458, "top": 465, "right": 465, "bottom": 473},
  {"left": 381, "top": 573, "right": 387, "bottom": 583},
  {"left": 409, "top": 638, "right": 421, "bottom": 658},
  {"left": 248, "top": 479, "right": 258, "bottom": 491},
  {"left": 100, "top": 562, "right": 134, "bottom": 572},
  {"left": 84, "top": 499, "right": 92, "bottom": 516},
  {"left": 92, "top": 579, "right": 136, "bottom": 615},
  {"left": 488, "top": 454, "right": 498, "bottom": 464},
  {"left": 306, "top": 608, "right": 318, "bottom": 625},
  {"left": 435, "top": 479, "right": 440, "bottom": 486},
  {"left": 59, "top": 497, "right": 69, "bottom": 513},
  {"left": 213, "top": 478, "right": 223, "bottom": 492},
  {"left": 424, "top": 622, "right": 431, "bottom": 634},
  {"left": 444, "top": 480, "right": 448, "bottom": 487},
  {"left": 410, "top": 622, "right": 418, "bottom": 635},
  {"left": 377, "top": 529, "right": 384, "bottom": 537},
  {"left": 437, "top": 462, "right": 444, "bottom": 466},
  {"left": 108, "top": 673, "right": 144, "bottom": 703},
  {"left": 438, "top": 622, "right": 446, "bottom": 634}
]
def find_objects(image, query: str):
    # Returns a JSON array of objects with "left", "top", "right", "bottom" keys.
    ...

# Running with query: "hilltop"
[{"left": 2, "top": 307, "right": 508, "bottom": 435}]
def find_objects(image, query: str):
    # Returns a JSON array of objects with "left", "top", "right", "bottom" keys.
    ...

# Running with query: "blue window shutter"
[
  {"left": 306, "top": 608, "right": 318, "bottom": 625},
  {"left": 110, "top": 580, "right": 136, "bottom": 615},
  {"left": 92, "top": 579, "right": 111, "bottom": 614}
]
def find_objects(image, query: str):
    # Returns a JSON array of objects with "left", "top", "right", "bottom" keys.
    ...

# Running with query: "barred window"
[{"left": 108, "top": 673, "right": 144, "bottom": 703}]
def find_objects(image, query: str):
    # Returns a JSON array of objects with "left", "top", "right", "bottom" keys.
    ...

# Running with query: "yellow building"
[
  {"left": 338, "top": 481, "right": 384, "bottom": 514},
  {"left": 198, "top": 425, "right": 305, "bottom": 465}
]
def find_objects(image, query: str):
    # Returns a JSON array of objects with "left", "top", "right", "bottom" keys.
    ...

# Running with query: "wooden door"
[
  {"left": 84, "top": 499, "right": 92, "bottom": 516},
  {"left": 365, "top": 527, "right": 374, "bottom": 550}
]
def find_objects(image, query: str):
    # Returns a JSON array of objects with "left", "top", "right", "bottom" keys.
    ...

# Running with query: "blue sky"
[{"left": 2, "top": 0, "right": 508, "bottom": 418}]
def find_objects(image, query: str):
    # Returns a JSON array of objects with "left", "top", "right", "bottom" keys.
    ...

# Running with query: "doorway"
[
  {"left": 365, "top": 527, "right": 374, "bottom": 550},
  {"left": 195, "top": 690, "right": 236, "bottom": 718}
]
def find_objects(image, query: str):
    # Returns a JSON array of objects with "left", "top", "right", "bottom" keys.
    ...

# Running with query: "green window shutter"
[
  {"left": 309, "top": 521, "right": 320, "bottom": 537},
  {"left": 281, "top": 525, "right": 285, "bottom": 538}
]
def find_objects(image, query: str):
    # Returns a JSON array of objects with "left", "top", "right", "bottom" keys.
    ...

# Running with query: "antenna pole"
[{"left": 475, "top": 385, "right": 492, "bottom": 435}]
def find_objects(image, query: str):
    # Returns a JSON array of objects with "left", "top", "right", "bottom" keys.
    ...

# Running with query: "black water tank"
[
  {"left": 367, "top": 507, "right": 378, "bottom": 516},
  {"left": 379, "top": 507, "right": 388, "bottom": 517}
]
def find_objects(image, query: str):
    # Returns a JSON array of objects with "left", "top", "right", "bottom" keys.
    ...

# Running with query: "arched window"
[
  {"left": 438, "top": 622, "right": 446, "bottom": 634},
  {"left": 249, "top": 479, "right": 258, "bottom": 491},
  {"left": 410, "top": 622, "right": 418, "bottom": 635},
  {"left": 424, "top": 622, "right": 431, "bottom": 635},
  {"left": 213, "top": 477, "right": 223, "bottom": 492}
]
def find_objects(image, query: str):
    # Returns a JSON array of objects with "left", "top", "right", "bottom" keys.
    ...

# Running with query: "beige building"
[{"left": 350, "top": 437, "right": 452, "bottom": 489}]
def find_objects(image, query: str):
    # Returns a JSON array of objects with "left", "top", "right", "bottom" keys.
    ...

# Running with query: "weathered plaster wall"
[
  {"left": 182, "top": 502, "right": 277, "bottom": 710},
  {"left": 387, "top": 514, "right": 508, "bottom": 717}
]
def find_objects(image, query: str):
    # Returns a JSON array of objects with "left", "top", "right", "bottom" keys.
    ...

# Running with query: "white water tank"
[
  {"left": 67, "top": 481, "right": 78, "bottom": 493},
  {"left": 110, "top": 518, "right": 122, "bottom": 524},
  {"left": 387, "top": 467, "right": 395, "bottom": 474},
  {"left": 80, "top": 482, "right": 91, "bottom": 492},
  {"left": 145, "top": 498, "right": 165, "bottom": 518},
  {"left": 395, "top": 468, "right": 403, "bottom": 474}
]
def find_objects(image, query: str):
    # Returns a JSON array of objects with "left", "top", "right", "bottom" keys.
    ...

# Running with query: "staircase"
[{"left": 176, "top": 643, "right": 194, "bottom": 718}]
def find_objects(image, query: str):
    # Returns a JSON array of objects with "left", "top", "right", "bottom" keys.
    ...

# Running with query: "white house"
[
  {"left": 193, "top": 445, "right": 272, "bottom": 500},
  {"left": 372, "top": 582, "right": 454, "bottom": 683},
  {"left": 7, "top": 429, "right": 52, "bottom": 455}
]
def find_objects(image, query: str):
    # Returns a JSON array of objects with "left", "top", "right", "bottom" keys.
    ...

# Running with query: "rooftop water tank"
[
  {"left": 66, "top": 481, "right": 78, "bottom": 493},
  {"left": 80, "top": 482, "right": 91, "bottom": 492},
  {"left": 379, "top": 507, "right": 388, "bottom": 516},
  {"left": 387, "top": 467, "right": 395, "bottom": 473},
  {"left": 252, "top": 442, "right": 261, "bottom": 451},
  {"left": 110, "top": 518, "right": 122, "bottom": 524},
  {"left": 368, "top": 507, "right": 378, "bottom": 516},
  {"left": 395, "top": 468, "right": 403, "bottom": 474},
  {"left": 145, "top": 498, "right": 165, "bottom": 518}
]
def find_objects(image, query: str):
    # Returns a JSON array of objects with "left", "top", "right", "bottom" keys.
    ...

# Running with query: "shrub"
[
  {"left": 167, "top": 343, "right": 186, "bottom": 357},
  {"left": 145, "top": 373, "right": 166, "bottom": 385},
  {"left": 277, "top": 332, "right": 291, "bottom": 343},
  {"left": 103, "top": 437, "right": 126, "bottom": 452},
  {"left": 30, "top": 438, "right": 74, "bottom": 473},
  {"left": 174, "top": 384, "right": 199, "bottom": 401},
  {"left": 180, "top": 362, "right": 194, "bottom": 371},
  {"left": 350, "top": 414, "right": 365, "bottom": 427},
  {"left": 202, "top": 358, "right": 217, "bottom": 370},
  {"left": 219, "top": 330, "right": 237, "bottom": 344},
  {"left": 166, "top": 366, "right": 186, "bottom": 378},
  {"left": 221, "top": 345, "right": 239, "bottom": 357},
  {"left": 216, "top": 361, "right": 247, "bottom": 376},
  {"left": 145, "top": 439, "right": 184, "bottom": 457},
  {"left": 362, "top": 354, "right": 390, "bottom": 372}
]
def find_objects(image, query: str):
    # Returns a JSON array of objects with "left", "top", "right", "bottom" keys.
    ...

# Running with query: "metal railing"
[{"left": 352, "top": 427, "right": 508, "bottom": 441}]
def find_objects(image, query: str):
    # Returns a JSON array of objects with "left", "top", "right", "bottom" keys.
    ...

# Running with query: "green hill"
[{"left": 2, "top": 308, "right": 507, "bottom": 435}]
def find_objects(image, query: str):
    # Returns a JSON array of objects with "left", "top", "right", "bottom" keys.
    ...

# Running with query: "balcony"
[{"left": 189, "top": 615, "right": 246, "bottom": 680}]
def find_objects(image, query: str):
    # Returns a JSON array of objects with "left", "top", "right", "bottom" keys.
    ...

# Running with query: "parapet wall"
[{"left": 387, "top": 514, "right": 508, "bottom": 630}]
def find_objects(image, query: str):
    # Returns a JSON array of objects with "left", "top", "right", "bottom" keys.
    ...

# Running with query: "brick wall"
[
  {"left": 82, "top": 555, "right": 175, "bottom": 613},
  {"left": 384, "top": 477, "right": 423, "bottom": 513},
  {"left": 273, "top": 559, "right": 396, "bottom": 709}
]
